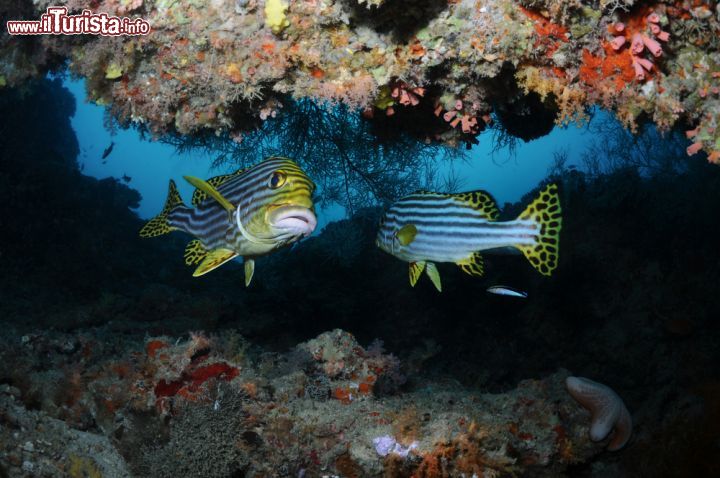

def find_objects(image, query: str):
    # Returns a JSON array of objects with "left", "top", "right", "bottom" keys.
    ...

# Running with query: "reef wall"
[{"left": 2, "top": 0, "right": 719, "bottom": 161}]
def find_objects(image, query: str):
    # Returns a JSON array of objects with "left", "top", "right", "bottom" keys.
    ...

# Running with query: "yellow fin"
[
  {"left": 516, "top": 183, "right": 562, "bottom": 276},
  {"left": 397, "top": 224, "right": 418, "bottom": 246},
  {"left": 244, "top": 258, "right": 255, "bottom": 287},
  {"left": 183, "top": 176, "right": 235, "bottom": 212},
  {"left": 192, "top": 248, "right": 238, "bottom": 277},
  {"left": 409, "top": 261, "right": 425, "bottom": 287},
  {"left": 139, "top": 180, "right": 184, "bottom": 237},
  {"left": 184, "top": 240, "right": 207, "bottom": 266},
  {"left": 453, "top": 190, "right": 499, "bottom": 220},
  {"left": 457, "top": 251, "right": 484, "bottom": 277},
  {"left": 191, "top": 168, "right": 245, "bottom": 206},
  {"left": 425, "top": 262, "right": 442, "bottom": 292}
]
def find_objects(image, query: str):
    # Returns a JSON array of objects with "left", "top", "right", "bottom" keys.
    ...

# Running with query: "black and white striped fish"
[
  {"left": 139, "top": 157, "right": 316, "bottom": 285},
  {"left": 375, "top": 183, "right": 561, "bottom": 292}
]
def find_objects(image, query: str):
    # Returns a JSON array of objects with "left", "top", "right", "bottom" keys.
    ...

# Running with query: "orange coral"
[
  {"left": 519, "top": 6, "right": 569, "bottom": 58},
  {"left": 412, "top": 426, "right": 515, "bottom": 478},
  {"left": 332, "top": 387, "right": 353, "bottom": 404},
  {"left": 154, "top": 360, "right": 239, "bottom": 405},
  {"left": 580, "top": 46, "right": 636, "bottom": 92},
  {"left": 520, "top": 6, "right": 569, "bottom": 40},
  {"left": 225, "top": 63, "right": 243, "bottom": 84},
  {"left": 146, "top": 340, "right": 168, "bottom": 358}
]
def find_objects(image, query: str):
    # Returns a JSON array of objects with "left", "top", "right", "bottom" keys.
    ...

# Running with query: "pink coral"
[
  {"left": 610, "top": 11, "right": 670, "bottom": 81},
  {"left": 641, "top": 35, "right": 663, "bottom": 57},
  {"left": 435, "top": 100, "right": 482, "bottom": 134},
  {"left": 390, "top": 82, "right": 425, "bottom": 106},
  {"left": 610, "top": 36, "right": 626, "bottom": 50},
  {"left": 686, "top": 141, "right": 704, "bottom": 156}
]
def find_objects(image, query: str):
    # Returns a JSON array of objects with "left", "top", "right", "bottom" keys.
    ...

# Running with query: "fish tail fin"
[
  {"left": 139, "top": 180, "right": 185, "bottom": 238},
  {"left": 515, "top": 183, "right": 562, "bottom": 276}
]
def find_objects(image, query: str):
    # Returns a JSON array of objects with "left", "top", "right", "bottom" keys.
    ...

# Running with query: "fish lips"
[{"left": 268, "top": 205, "right": 317, "bottom": 238}]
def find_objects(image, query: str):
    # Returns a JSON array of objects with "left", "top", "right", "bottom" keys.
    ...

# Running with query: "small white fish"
[{"left": 486, "top": 286, "right": 528, "bottom": 298}]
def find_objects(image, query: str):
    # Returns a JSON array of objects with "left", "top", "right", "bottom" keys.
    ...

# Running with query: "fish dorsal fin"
[
  {"left": 139, "top": 180, "right": 184, "bottom": 238},
  {"left": 397, "top": 224, "right": 418, "bottom": 246},
  {"left": 409, "top": 261, "right": 425, "bottom": 287},
  {"left": 457, "top": 251, "right": 484, "bottom": 277},
  {"left": 453, "top": 190, "right": 499, "bottom": 220},
  {"left": 183, "top": 176, "right": 235, "bottom": 212},
  {"left": 425, "top": 262, "right": 442, "bottom": 292},
  {"left": 184, "top": 239, "right": 208, "bottom": 266},
  {"left": 192, "top": 248, "right": 238, "bottom": 277},
  {"left": 191, "top": 168, "right": 245, "bottom": 206},
  {"left": 244, "top": 258, "right": 255, "bottom": 287}
]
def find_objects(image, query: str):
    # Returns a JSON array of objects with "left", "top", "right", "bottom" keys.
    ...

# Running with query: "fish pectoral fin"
[
  {"left": 244, "top": 258, "right": 255, "bottom": 287},
  {"left": 192, "top": 248, "right": 239, "bottom": 277},
  {"left": 184, "top": 239, "right": 208, "bottom": 266},
  {"left": 457, "top": 251, "right": 484, "bottom": 277},
  {"left": 191, "top": 168, "right": 246, "bottom": 206},
  {"left": 183, "top": 175, "right": 235, "bottom": 212},
  {"left": 452, "top": 190, "right": 499, "bottom": 221},
  {"left": 425, "top": 262, "right": 442, "bottom": 292},
  {"left": 397, "top": 224, "right": 418, "bottom": 246},
  {"left": 409, "top": 261, "right": 426, "bottom": 287}
]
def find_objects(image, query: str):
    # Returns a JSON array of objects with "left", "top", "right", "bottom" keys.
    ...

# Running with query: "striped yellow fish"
[
  {"left": 375, "top": 183, "right": 561, "bottom": 292},
  {"left": 139, "top": 157, "right": 317, "bottom": 285}
]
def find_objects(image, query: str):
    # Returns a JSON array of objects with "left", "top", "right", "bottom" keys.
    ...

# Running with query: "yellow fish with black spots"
[
  {"left": 375, "top": 183, "right": 561, "bottom": 292},
  {"left": 139, "top": 157, "right": 317, "bottom": 286}
]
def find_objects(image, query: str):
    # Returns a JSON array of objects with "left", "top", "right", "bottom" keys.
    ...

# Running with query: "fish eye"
[{"left": 268, "top": 171, "right": 287, "bottom": 189}]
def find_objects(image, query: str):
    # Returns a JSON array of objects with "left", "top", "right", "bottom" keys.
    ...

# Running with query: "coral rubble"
[{"left": 2, "top": 0, "right": 719, "bottom": 161}]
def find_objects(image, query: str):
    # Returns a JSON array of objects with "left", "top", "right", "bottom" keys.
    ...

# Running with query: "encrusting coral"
[{"left": 1, "top": 0, "right": 719, "bottom": 162}]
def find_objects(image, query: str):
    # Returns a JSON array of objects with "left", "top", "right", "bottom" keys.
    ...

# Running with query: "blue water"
[{"left": 66, "top": 78, "right": 594, "bottom": 229}]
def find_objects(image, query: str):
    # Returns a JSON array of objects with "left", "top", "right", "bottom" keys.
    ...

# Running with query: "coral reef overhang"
[{"left": 2, "top": 0, "right": 719, "bottom": 161}]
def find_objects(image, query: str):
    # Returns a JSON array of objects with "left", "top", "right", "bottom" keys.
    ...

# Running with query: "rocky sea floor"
[{"left": 0, "top": 327, "right": 602, "bottom": 477}]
